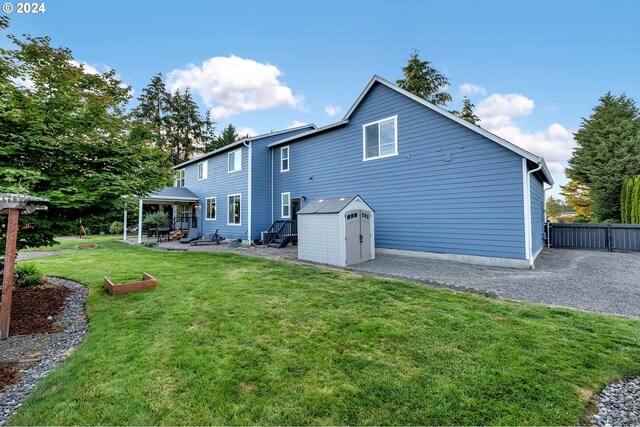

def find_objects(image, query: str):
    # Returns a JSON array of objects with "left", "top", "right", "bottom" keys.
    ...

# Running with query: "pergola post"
[
  {"left": 0, "top": 193, "right": 48, "bottom": 339},
  {"left": 123, "top": 204, "right": 128, "bottom": 241},
  {"left": 0, "top": 209, "right": 20, "bottom": 339},
  {"left": 137, "top": 198, "right": 143, "bottom": 244}
]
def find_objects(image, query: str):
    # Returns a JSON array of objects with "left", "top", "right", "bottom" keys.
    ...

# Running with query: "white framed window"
[
  {"left": 198, "top": 161, "right": 208, "bottom": 180},
  {"left": 175, "top": 169, "right": 185, "bottom": 187},
  {"left": 281, "top": 192, "right": 290, "bottom": 218},
  {"left": 362, "top": 115, "right": 398, "bottom": 161},
  {"left": 281, "top": 146, "right": 290, "bottom": 172},
  {"left": 228, "top": 148, "right": 242, "bottom": 173},
  {"left": 205, "top": 197, "right": 216, "bottom": 220},
  {"left": 227, "top": 193, "right": 241, "bottom": 225}
]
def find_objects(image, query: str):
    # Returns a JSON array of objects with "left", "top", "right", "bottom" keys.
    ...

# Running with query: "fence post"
[{"left": 607, "top": 224, "right": 612, "bottom": 252}]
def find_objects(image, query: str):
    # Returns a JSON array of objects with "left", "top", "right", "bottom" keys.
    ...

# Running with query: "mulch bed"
[
  {"left": 0, "top": 367, "right": 18, "bottom": 391},
  {"left": 7, "top": 283, "right": 71, "bottom": 336}
]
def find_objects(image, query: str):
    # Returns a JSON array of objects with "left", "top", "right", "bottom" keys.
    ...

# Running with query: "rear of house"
[
  {"left": 143, "top": 75, "right": 551, "bottom": 269},
  {"left": 267, "top": 76, "right": 552, "bottom": 268}
]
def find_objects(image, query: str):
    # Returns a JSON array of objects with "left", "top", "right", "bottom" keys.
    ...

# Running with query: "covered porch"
[{"left": 125, "top": 187, "right": 201, "bottom": 244}]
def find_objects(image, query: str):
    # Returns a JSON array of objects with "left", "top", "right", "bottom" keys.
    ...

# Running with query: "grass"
[{"left": 10, "top": 238, "right": 640, "bottom": 425}]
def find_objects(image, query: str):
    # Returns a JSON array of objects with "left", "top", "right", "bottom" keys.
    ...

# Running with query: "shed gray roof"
[
  {"left": 144, "top": 186, "right": 199, "bottom": 202},
  {"left": 298, "top": 196, "right": 369, "bottom": 215}
]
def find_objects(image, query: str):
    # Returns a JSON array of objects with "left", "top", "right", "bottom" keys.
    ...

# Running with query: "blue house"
[{"left": 139, "top": 76, "right": 553, "bottom": 269}]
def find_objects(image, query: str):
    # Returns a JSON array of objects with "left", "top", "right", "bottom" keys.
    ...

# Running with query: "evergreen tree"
[
  {"left": 204, "top": 123, "right": 241, "bottom": 151},
  {"left": 396, "top": 50, "right": 452, "bottom": 107},
  {"left": 545, "top": 195, "right": 569, "bottom": 218},
  {"left": 560, "top": 179, "right": 592, "bottom": 219},
  {"left": 133, "top": 73, "right": 170, "bottom": 149},
  {"left": 566, "top": 92, "right": 640, "bottom": 221},
  {"left": 621, "top": 178, "right": 629, "bottom": 223},
  {"left": 632, "top": 176, "right": 640, "bottom": 224},
  {"left": 451, "top": 96, "right": 481, "bottom": 125},
  {"left": 630, "top": 177, "right": 638, "bottom": 223}
]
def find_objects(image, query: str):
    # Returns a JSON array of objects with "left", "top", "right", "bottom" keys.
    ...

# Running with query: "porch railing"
[{"left": 173, "top": 215, "right": 197, "bottom": 231}]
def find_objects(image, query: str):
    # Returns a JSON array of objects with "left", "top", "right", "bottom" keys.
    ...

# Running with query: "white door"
[{"left": 345, "top": 209, "right": 373, "bottom": 265}]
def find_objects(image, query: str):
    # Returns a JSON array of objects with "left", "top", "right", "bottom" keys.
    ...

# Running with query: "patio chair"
[
  {"left": 192, "top": 229, "right": 224, "bottom": 246},
  {"left": 179, "top": 228, "right": 201, "bottom": 244}
]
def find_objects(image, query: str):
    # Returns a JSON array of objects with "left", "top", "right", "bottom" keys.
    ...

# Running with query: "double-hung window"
[
  {"left": 281, "top": 146, "right": 290, "bottom": 172},
  {"left": 198, "top": 161, "right": 208, "bottom": 180},
  {"left": 205, "top": 197, "right": 216, "bottom": 220},
  {"left": 175, "top": 169, "right": 185, "bottom": 187},
  {"left": 281, "top": 192, "right": 290, "bottom": 218},
  {"left": 228, "top": 149, "right": 242, "bottom": 173},
  {"left": 228, "top": 194, "right": 241, "bottom": 225},
  {"left": 363, "top": 116, "right": 398, "bottom": 161}
]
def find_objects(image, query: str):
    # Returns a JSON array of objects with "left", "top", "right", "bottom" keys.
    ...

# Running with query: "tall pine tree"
[
  {"left": 451, "top": 96, "right": 481, "bottom": 125},
  {"left": 396, "top": 50, "right": 452, "bottom": 107},
  {"left": 566, "top": 93, "right": 640, "bottom": 221}
]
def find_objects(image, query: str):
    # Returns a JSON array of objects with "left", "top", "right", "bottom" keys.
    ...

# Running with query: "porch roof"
[{"left": 142, "top": 186, "right": 199, "bottom": 204}]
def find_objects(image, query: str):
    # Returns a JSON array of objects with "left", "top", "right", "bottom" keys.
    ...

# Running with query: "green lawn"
[{"left": 10, "top": 238, "right": 640, "bottom": 425}]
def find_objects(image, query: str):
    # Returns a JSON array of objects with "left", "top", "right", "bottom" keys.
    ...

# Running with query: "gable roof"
[
  {"left": 268, "top": 75, "right": 553, "bottom": 185},
  {"left": 143, "top": 186, "right": 199, "bottom": 202},
  {"left": 297, "top": 195, "right": 373, "bottom": 215},
  {"left": 174, "top": 123, "right": 316, "bottom": 169}
]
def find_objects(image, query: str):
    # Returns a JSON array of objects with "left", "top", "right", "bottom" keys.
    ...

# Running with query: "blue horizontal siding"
[
  {"left": 271, "top": 82, "right": 526, "bottom": 259},
  {"left": 530, "top": 174, "right": 545, "bottom": 255},
  {"left": 181, "top": 146, "right": 249, "bottom": 240}
]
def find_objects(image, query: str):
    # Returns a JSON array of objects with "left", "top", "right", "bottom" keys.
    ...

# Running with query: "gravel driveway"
[{"left": 352, "top": 248, "right": 640, "bottom": 318}]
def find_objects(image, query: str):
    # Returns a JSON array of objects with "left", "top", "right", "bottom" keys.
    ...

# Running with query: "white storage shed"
[{"left": 297, "top": 195, "right": 375, "bottom": 267}]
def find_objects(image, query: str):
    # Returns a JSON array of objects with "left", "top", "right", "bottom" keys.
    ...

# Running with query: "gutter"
[
  {"left": 523, "top": 159, "right": 544, "bottom": 269},
  {"left": 243, "top": 140, "right": 252, "bottom": 243}
]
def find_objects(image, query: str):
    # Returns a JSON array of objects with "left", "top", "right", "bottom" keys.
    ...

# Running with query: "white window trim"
[
  {"left": 280, "top": 146, "right": 290, "bottom": 172},
  {"left": 198, "top": 161, "right": 208, "bottom": 180},
  {"left": 205, "top": 196, "right": 216, "bottom": 221},
  {"left": 228, "top": 148, "right": 242, "bottom": 173},
  {"left": 175, "top": 169, "right": 186, "bottom": 187},
  {"left": 227, "top": 193, "right": 242, "bottom": 226},
  {"left": 362, "top": 115, "right": 398, "bottom": 161},
  {"left": 281, "top": 192, "right": 291, "bottom": 218}
]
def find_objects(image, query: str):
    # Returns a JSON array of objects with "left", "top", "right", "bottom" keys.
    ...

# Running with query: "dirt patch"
[
  {"left": 0, "top": 367, "right": 18, "bottom": 391},
  {"left": 9, "top": 284, "right": 71, "bottom": 336}
]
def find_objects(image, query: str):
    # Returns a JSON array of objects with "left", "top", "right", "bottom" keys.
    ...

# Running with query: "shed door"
[{"left": 345, "top": 209, "right": 373, "bottom": 265}]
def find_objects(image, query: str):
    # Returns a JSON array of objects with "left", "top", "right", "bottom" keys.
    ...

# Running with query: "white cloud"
[
  {"left": 324, "top": 104, "right": 341, "bottom": 117},
  {"left": 167, "top": 55, "right": 303, "bottom": 120},
  {"left": 476, "top": 93, "right": 535, "bottom": 128},
  {"left": 236, "top": 126, "right": 257, "bottom": 137},
  {"left": 458, "top": 83, "right": 487, "bottom": 97},
  {"left": 474, "top": 91, "right": 575, "bottom": 176},
  {"left": 288, "top": 120, "right": 307, "bottom": 129}
]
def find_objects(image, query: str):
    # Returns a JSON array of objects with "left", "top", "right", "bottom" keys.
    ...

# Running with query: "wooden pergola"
[{"left": 0, "top": 193, "right": 48, "bottom": 339}]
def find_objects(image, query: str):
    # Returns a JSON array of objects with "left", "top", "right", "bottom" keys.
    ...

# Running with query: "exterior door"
[
  {"left": 291, "top": 198, "right": 301, "bottom": 221},
  {"left": 345, "top": 209, "right": 373, "bottom": 265}
]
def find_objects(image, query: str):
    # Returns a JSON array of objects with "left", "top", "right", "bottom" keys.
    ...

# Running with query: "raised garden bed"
[
  {"left": 103, "top": 272, "right": 157, "bottom": 296},
  {"left": 76, "top": 243, "right": 99, "bottom": 250}
]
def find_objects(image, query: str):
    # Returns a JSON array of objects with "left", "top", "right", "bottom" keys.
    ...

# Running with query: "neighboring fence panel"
[{"left": 549, "top": 223, "right": 640, "bottom": 252}]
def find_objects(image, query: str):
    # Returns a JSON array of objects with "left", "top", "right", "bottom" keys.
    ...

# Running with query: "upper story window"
[
  {"left": 281, "top": 146, "right": 290, "bottom": 172},
  {"left": 362, "top": 116, "right": 398, "bottom": 161},
  {"left": 198, "top": 161, "right": 208, "bottom": 180},
  {"left": 228, "top": 148, "right": 242, "bottom": 173},
  {"left": 175, "top": 169, "right": 185, "bottom": 187}
]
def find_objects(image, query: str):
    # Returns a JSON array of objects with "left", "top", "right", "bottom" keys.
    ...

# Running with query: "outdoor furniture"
[
  {"left": 192, "top": 230, "right": 223, "bottom": 246},
  {"left": 156, "top": 227, "right": 171, "bottom": 242},
  {"left": 147, "top": 227, "right": 157, "bottom": 238},
  {"left": 179, "top": 228, "right": 201, "bottom": 244}
]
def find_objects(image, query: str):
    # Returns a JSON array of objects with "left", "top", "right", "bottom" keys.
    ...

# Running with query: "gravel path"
[
  {"left": 352, "top": 248, "right": 640, "bottom": 318},
  {"left": 586, "top": 377, "right": 640, "bottom": 426},
  {"left": 15, "top": 251, "right": 64, "bottom": 262},
  {"left": 0, "top": 278, "right": 87, "bottom": 425}
]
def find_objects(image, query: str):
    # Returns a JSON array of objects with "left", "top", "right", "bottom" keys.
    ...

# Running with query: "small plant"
[
  {"left": 109, "top": 221, "right": 124, "bottom": 234},
  {"left": 143, "top": 241, "right": 158, "bottom": 248},
  {"left": 14, "top": 262, "right": 44, "bottom": 287},
  {"left": 142, "top": 212, "right": 169, "bottom": 230}
]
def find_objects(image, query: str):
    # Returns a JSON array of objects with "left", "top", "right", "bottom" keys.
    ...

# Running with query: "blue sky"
[{"left": 4, "top": 0, "right": 640, "bottom": 197}]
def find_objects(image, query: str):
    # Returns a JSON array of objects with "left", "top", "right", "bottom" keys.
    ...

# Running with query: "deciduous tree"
[{"left": 560, "top": 179, "right": 592, "bottom": 220}]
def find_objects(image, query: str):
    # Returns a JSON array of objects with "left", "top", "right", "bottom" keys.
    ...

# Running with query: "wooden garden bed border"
[{"left": 103, "top": 272, "right": 157, "bottom": 296}]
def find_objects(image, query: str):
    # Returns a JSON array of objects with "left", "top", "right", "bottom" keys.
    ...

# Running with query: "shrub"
[
  {"left": 142, "top": 212, "right": 169, "bottom": 230},
  {"left": 109, "top": 221, "right": 124, "bottom": 234},
  {"left": 572, "top": 216, "right": 589, "bottom": 223},
  {"left": 143, "top": 241, "right": 158, "bottom": 248},
  {"left": 14, "top": 262, "right": 44, "bottom": 287}
]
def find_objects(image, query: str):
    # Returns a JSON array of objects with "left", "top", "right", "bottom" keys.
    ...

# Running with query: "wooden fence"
[{"left": 548, "top": 223, "right": 640, "bottom": 252}]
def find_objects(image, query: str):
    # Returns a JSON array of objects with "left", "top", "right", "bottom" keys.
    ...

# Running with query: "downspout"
[
  {"left": 524, "top": 159, "right": 543, "bottom": 269},
  {"left": 243, "top": 140, "right": 252, "bottom": 243}
]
